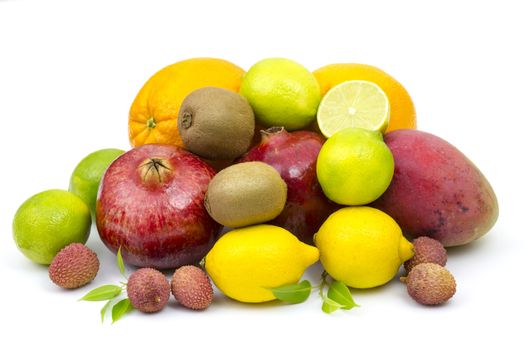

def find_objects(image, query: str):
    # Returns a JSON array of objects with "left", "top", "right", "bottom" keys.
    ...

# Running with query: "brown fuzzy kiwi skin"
[
  {"left": 127, "top": 268, "right": 171, "bottom": 313},
  {"left": 171, "top": 265, "right": 213, "bottom": 310},
  {"left": 404, "top": 236, "right": 448, "bottom": 273},
  {"left": 178, "top": 87, "right": 255, "bottom": 160},
  {"left": 405, "top": 263, "right": 456, "bottom": 305},
  {"left": 48, "top": 243, "right": 99, "bottom": 289},
  {"left": 204, "top": 161, "right": 287, "bottom": 228}
]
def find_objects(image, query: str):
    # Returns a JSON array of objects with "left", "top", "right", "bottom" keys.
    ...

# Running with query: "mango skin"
[{"left": 372, "top": 129, "right": 498, "bottom": 247}]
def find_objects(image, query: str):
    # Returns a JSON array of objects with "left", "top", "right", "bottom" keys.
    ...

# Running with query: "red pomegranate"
[
  {"left": 96, "top": 144, "right": 221, "bottom": 269},
  {"left": 238, "top": 127, "right": 339, "bottom": 244}
]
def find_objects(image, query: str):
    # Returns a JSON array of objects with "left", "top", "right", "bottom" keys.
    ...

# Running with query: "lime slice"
[{"left": 317, "top": 80, "right": 390, "bottom": 138}]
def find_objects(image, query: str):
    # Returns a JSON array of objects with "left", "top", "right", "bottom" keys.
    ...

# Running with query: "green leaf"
[
  {"left": 111, "top": 298, "right": 133, "bottom": 324},
  {"left": 270, "top": 280, "right": 312, "bottom": 304},
  {"left": 327, "top": 281, "right": 359, "bottom": 310},
  {"left": 321, "top": 297, "right": 345, "bottom": 314},
  {"left": 79, "top": 285, "right": 122, "bottom": 301},
  {"left": 100, "top": 300, "right": 112, "bottom": 323},
  {"left": 117, "top": 247, "right": 126, "bottom": 278}
]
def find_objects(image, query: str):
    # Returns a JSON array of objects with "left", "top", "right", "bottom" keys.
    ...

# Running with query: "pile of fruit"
[{"left": 12, "top": 57, "right": 499, "bottom": 322}]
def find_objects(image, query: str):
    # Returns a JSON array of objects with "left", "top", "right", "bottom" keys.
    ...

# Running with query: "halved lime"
[{"left": 317, "top": 80, "right": 390, "bottom": 138}]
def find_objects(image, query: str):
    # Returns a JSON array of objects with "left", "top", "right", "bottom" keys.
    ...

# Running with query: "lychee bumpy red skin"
[
  {"left": 48, "top": 243, "right": 99, "bottom": 289},
  {"left": 127, "top": 268, "right": 171, "bottom": 313},
  {"left": 404, "top": 236, "right": 447, "bottom": 273},
  {"left": 405, "top": 263, "right": 456, "bottom": 305},
  {"left": 171, "top": 265, "right": 213, "bottom": 310}
]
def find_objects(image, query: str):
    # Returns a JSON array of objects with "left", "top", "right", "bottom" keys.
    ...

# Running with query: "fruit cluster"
[{"left": 12, "top": 57, "right": 499, "bottom": 321}]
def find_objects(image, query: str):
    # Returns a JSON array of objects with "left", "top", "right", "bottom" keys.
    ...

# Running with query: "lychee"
[
  {"left": 404, "top": 263, "right": 456, "bottom": 305},
  {"left": 127, "top": 268, "right": 170, "bottom": 313},
  {"left": 48, "top": 243, "right": 99, "bottom": 289},
  {"left": 404, "top": 236, "right": 447, "bottom": 273},
  {"left": 171, "top": 265, "right": 213, "bottom": 310}
]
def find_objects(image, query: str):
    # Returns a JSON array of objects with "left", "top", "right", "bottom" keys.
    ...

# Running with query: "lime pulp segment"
[{"left": 317, "top": 80, "right": 390, "bottom": 137}]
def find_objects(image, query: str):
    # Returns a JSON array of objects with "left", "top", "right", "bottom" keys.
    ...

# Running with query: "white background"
[{"left": 1, "top": 0, "right": 523, "bottom": 348}]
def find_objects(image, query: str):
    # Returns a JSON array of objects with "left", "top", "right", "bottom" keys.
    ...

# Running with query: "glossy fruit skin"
[
  {"left": 13, "top": 189, "right": 91, "bottom": 265},
  {"left": 316, "top": 128, "right": 394, "bottom": 206},
  {"left": 205, "top": 224, "right": 319, "bottom": 303},
  {"left": 240, "top": 58, "right": 321, "bottom": 130},
  {"left": 238, "top": 127, "right": 339, "bottom": 244},
  {"left": 315, "top": 206, "right": 414, "bottom": 289},
  {"left": 69, "top": 148, "right": 125, "bottom": 215},
  {"left": 372, "top": 129, "right": 498, "bottom": 247},
  {"left": 96, "top": 144, "right": 222, "bottom": 269}
]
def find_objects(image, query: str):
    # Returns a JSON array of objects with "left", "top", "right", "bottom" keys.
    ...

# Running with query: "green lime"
[
  {"left": 316, "top": 128, "right": 394, "bottom": 205},
  {"left": 317, "top": 80, "right": 390, "bottom": 138},
  {"left": 12, "top": 189, "right": 91, "bottom": 264},
  {"left": 69, "top": 148, "right": 124, "bottom": 214},
  {"left": 240, "top": 58, "right": 321, "bottom": 130}
]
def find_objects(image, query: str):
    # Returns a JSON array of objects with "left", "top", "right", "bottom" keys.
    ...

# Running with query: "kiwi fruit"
[
  {"left": 205, "top": 161, "right": 287, "bottom": 227},
  {"left": 127, "top": 268, "right": 171, "bottom": 313},
  {"left": 178, "top": 87, "right": 255, "bottom": 160},
  {"left": 48, "top": 243, "right": 99, "bottom": 289}
]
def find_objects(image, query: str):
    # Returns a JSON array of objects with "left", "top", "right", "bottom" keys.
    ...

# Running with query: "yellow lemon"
[
  {"left": 205, "top": 224, "right": 319, "bottom": 303},
  {"left": 315, "top": 207, "right": 413, "bottom": 289}
]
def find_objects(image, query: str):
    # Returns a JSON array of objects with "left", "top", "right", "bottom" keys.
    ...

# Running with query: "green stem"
[
  {"left": 146, "top": 117, "right": 156, "bottom": 129},
  {"left": 318, "top": 270, "right": 330, "bottom": 301}
]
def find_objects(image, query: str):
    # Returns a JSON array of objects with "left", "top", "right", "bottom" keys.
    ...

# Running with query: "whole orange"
[
  {"left": 129, "top": 58, "right": 245, "bottom": 147},
  {"left": 313, "top": 63, "right": 416, "bottom": 132}
]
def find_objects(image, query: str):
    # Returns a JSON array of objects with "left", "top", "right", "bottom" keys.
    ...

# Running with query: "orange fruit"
[
  {"left": 129, "top": 58, "right": 245, "bottom": 147},
  {"left": 313, "top": 63, "right": 416, "bottom": 132}
]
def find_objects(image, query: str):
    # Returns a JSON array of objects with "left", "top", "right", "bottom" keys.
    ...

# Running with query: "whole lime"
[
  {"left": 13, "top": 189, "right": 91, "bottom": 264},
  {"left": 240, "top": 58, "right": 321, "bottom": 130},
  {"left": 316, "top": 128, "right": 394, "bottom": 205},
  {"left": 69, "top": 148, "right": 124, "bottom": 214}
]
